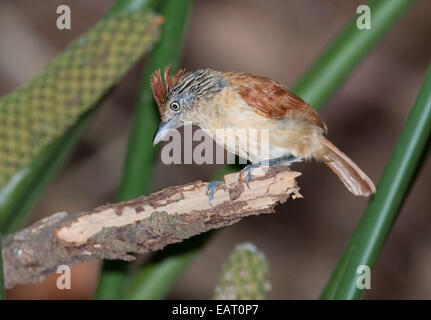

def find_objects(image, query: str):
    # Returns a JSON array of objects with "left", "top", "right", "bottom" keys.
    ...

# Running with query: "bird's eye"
[{"left": 170, "top": 101, "right": 181, "bottom": 112}]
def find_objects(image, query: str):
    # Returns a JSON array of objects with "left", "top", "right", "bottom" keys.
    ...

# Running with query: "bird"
[{"left": 151, "top": 66, "right": 376, "bottom": 204}]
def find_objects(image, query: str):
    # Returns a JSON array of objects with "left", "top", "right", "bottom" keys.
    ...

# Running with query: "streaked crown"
[
  {"left": 150, "top": 66, "right": 226, "bottom": 122},
  {"left": 150, "top": 65, "right": 187, "bottom": 119}
]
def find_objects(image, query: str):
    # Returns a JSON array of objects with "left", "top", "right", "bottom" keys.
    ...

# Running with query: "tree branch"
[{"left": 1, "top": 167, "right": 301, "bottom": 289}]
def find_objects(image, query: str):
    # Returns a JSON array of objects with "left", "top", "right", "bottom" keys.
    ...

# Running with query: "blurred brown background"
[{"left": 1, "top": 0, "right": 430, "bottom": 299}]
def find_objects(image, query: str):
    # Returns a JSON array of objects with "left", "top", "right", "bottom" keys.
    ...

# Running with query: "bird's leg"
[
  {"left": 206, "top": 154, "right": 299, "bottom": 205},
  {"left": 242, "top": 154, "right": 299, "bottom": 188},
  {"left": 206, "top": 180, "right": 224, "bottom": 207}
]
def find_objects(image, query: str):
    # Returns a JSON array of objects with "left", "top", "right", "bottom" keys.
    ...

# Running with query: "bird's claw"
[
  {"left": 241, "top": 155, "right": 298, "bottom": 188},
  {"left": 206, "top": 180, "right": 224, "bottom": 207},
  {"left": 242, "top": 163, "right": 258, "bottom": 188}
]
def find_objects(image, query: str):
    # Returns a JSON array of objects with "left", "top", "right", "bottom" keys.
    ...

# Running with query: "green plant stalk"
[
  {"left": 293, "top": 0, "right": 417, "bottom": 110},
  {"left": 88, "top": 0, "right": 164, "bottom": 301},
  {"left": 116, "top": 0, "right": 193, "bottom": 201},
  {"left": 124, "top": 232, "right": 211, "bottom": 299},
  {"left": 321, "top": 65, "right": 431, "bottom": 300},
  {"left": 125, "top": 255, "right": 196, "bottom": 300},
  {"left": 128, "top": 0, "right": 417, "bottom": 300},
  {"left": 95, "top": 0, "right": 193, "bottom": 299}
]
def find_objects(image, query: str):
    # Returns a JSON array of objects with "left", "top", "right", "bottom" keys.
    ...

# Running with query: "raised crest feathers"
[{"left": 150, "top": 65, "right": 187, "bottom": 115}]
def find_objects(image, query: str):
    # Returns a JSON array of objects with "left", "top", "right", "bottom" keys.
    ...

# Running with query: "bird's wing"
[{"left": 224, "top": 72, "right": 327, "bottom": 133}]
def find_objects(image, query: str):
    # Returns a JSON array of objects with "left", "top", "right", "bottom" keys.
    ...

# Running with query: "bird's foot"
[
  {"left": 206, "top": 180, "right": 224, "bottom": 207},
  {"left": 241, "top": 163, "right": 260, "bottom": 188},
  {"left": 241, "top": 154, "right": 299, "bottom": 188}
]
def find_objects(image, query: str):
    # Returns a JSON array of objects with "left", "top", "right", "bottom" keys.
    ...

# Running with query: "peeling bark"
[{"left": 1, "top": 167, "right": 301, "bottom": 289}]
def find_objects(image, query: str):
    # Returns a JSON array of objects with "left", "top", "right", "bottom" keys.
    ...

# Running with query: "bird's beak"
[{"left": 153, "top": 116, "right": 181, "bottom": 146}]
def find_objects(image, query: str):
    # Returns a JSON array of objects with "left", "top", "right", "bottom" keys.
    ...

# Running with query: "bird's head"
[{"left": 150, "top": 66, "right": 226, "bottom": 145}]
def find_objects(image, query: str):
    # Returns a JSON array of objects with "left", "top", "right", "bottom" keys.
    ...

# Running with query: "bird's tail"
[{"left": 317, "top": 138, "right": 376, "bottom": 197}]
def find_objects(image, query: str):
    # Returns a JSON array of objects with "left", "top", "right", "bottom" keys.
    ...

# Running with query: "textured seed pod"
[
  {"left": 214, "top": 242, "right": 270, "bottom": 300},
  {"left": 0, "top": 11, "right": 162, "bottom": 187}
]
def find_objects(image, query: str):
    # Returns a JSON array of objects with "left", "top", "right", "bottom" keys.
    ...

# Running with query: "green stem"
[
  {"left": 95, "top": 0, "right": 194, "bottom": 299},
  {"left": 116, "top": 0, "right": 193, "bottom": 200},
  {"left": 293, "top": 0, "right": 417, "bottom": 110},
  {"left": 89, "top": 0, "right": 165, "bottom": 301},
  {"left": 321, "top": 65, "right": 431, "bottom": 300},
  {"left": 124, "top": 232, "right": 211, "bottom": 299}
]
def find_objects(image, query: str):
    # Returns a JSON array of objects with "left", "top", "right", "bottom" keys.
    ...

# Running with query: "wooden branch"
[{"left": 1, "top": 167, "right": 302, "bottom": 289}]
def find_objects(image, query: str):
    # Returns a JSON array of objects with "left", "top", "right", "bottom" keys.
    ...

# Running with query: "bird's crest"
[{"left": 150, "top": 65, "right": 187, "bottom": 115}]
